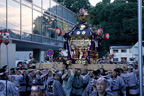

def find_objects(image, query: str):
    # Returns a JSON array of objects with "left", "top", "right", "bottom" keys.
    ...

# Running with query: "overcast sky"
[{"left": 89, "top": 0, "right": 114, "bottom": 6}]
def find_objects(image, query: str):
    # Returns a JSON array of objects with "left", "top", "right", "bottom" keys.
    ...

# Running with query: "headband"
[
  {"left": 0, "top": 71, "right": 8, "bottom": 76},
  {"left": 31, "top": 85, "right": 45, "bottom": 91},
  {"left": 30, "top": 71, "right": 35, "bottom": 74},
  {"left": 10, "top": 70, "right": 15, "bottom": 72},
  {"left": 96, "top": 76, "right": 107, "bottom": 82},
  {"left": 45, "top": 69, "right": 49, "bottom": 71},
  {"left": 127, "top": 65, "right": 133, "bottom": 69}
]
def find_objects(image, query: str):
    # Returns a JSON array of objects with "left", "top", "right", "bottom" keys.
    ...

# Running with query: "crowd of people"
[{"left": 0, "top": 63, "right": 140, "bottom": 96}]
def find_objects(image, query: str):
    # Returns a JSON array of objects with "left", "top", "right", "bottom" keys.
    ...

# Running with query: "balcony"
[{"left": 9, "top": 31, "right": 64, "bottom": 51}]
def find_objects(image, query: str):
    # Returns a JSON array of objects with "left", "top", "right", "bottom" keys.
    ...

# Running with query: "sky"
[{"left": 89, "top": 0, "right": 114, "bottom": 6}]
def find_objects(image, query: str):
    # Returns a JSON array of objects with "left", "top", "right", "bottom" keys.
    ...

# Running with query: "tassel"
[
  {"left": 92, "top": 41, "right": 95, "bottom": 50},
  {"left": 95, "top": 41, "right": 98, "bottom": 47},
  {"left": 64, "top": 41, "right": 67, "bottom": 49},
  {"left": 88, "top": 39, "right": 91, "bottom": 45},
  {"left": 75, "top": 38, "right": 77, "bottom": 46},
  {"left": 83, "top": 38, "right": 85, "bottom": 47},
  {"left": 70, "top": 38, "right": 72, "bottom": 45},
  {"left": 97, "top": 42, "right": 101, "bottom": 51}
]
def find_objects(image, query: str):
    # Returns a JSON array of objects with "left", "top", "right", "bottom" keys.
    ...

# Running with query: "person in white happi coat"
[
  {"left": 0, "top": 68, "right": 19, "bottom": 96},
  {"left": 41, "top": 69, "right": 53, "bottom": 89},
  {"left": 27, "top": 70, "right": 43, "bottom": 95},
  {"left": 121, "top": 65, "right": 139, "bottom": 96},
  {"left": 62, "top": 69, "right": 74, "bottom": 96},
  {"left": 89, "top": 76, "right": 114, "bottom": 96},
  {"left": 108, "top": 69, "right": 126, "bottom": 96},
  {"left": 8, "top": 69, "right": 23, "bottom": 89},
  {"left": 82, "top": 69, "right": 91, "bottom": 90},
  {"left": 45, "top": 72, "right": 66, "bottom": 96},
  {"left": 82, "top": 71, "right": 98, "bottom": 96}
]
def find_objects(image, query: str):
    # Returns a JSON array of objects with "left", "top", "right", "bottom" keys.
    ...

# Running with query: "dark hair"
[
  {"left": 97, "top": 69, "right": 100, "bottom": 74},
  {"left": 100, "top": 68, "right": 107, "bottom": 76},
  {"left": 22, "top": 68, "right": 27, "bottom": 70},
  {"left": 93, "top": 71, "right": 98, "bottom": 76},
  {"left": 77, "top": 69, "right": 81, "bottom": 72},
  {"left": 100, "top": 68, "right": 106, "bottom": 72},
  {"left": 10, "top": 68, "right": 15, "bottom": 74},
  {"left": 0, "top": 69, "right": 6, "bottom": 73},
  {"left": 32, "top": 82, "right": 43, "bottom": 86},
  {"left": 16, "top": 67, "right": 20, "bottom": 70},
  {"left": 2, "top": 65, "right": 7, "bottom": 69},
  {"left": 134, "top": 64, "right": 138, "bottom": 67},
  {"left": 114, "top": 68, "right": 120, "bottom": 76},
  {"left": 118, "top": 68, "right": 124, "bottom": 73},
  {"left": 0, "top": 69, "right": 7, "bottom": 79}
]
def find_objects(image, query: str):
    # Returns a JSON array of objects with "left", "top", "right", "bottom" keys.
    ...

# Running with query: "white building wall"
[
  {"left": 16, "top": 51, "right": 33, "bottom": 60},
  {"left": 130, "top": 42, "right": 144, "bottom": 61},
  {"left": 16, "top": 51, "right": 45, "bottom": 62},
  {"left": 110, "top": 47, "right": 135, "bottom": 62},
  {"left": 0, "top": 43, "right": 16, "bottom": 69}
]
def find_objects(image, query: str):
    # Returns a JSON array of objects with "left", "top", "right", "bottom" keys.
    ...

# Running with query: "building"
[
  {"left": 130, "top": 41, "right": 144, "bottom": 62},
  {"left": 0, "top": 0, "right": 77, "bottom": 63},
  {"left": 109, "top": 46, "right": 136, "bottom": 62}
]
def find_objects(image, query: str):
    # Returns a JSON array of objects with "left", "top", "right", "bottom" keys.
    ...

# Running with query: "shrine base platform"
[{"left": 36, "top": 63, "right": 127, "bottom": 71}]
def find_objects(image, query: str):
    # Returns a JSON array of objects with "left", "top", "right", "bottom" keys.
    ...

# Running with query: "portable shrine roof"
[{"left": 72, "top": 28, "right": 90, "bottom": 36}]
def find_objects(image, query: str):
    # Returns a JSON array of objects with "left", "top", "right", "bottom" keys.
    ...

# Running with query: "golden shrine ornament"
[
  {"left": 82, "top": 31, "right": 86, "bottom": 35},
  {"left": 76, "top": 31, "right": 80, "bottom": 35}
]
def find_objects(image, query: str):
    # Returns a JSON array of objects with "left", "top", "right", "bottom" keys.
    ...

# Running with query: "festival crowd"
[{"left": 0, "top": 63, "right": 140, "bottom": 96}]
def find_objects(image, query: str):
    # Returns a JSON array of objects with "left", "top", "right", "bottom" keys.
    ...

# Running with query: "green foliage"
[
  {"left": 102, "top": 0, "right": 111, "bottom": 4},
  {"left": 89, "top": 2, "right": 140, "bottom": 57},
  {"left": 58, "top": 0, "right": 143, "bottom": 58},
  {"left": 57, "top": 0, "right": 91, "bottom": 13}
]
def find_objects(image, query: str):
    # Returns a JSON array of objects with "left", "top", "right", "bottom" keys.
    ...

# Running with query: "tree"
[
  {"left": 57, "top": 0, "right": 91, "bottom": 13},
  {"left": 102, "top": 0, "right": 111, "bottom": 4},
  {"left": 89, "top": 2, "right": 139, "bottom": 57}
]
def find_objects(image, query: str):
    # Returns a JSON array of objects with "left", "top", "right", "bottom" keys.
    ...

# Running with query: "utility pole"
[{"left": 138, "top": 0, "right": 143, "bottom": 96}]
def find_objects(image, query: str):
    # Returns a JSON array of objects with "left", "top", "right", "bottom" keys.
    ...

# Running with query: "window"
[
  {"left": 121, "top": 57, "right": 127, "bottom": 61},
  {"left": 68, "top": 11, "right": 73, "bottom": 22},
  {"left": 33, "top": 0, "right": 41, "bottom": 7},
  {"left": 57, "top": 21, "right": 63, "bottom": 29},
  {"left": 113, "top": 58, "right": 118, "bottom": 61},
  {"left": 68, "top": 26, "right": 73, "bottom": 31},
  {"left": 42, "top": 15, "right": 51, "bottom": 37},
  {"left": 57, "top": 21, "right": 63, "bottom": 40},
  {"left": 8, "top": 0, "right": 20, "bottom": 30},
  {"left": 113, "top": 50, "right": 118, "bottom": 53},
  {"left": 63, "top": 22, "right": 68, "bottom": 35},
  {"left": 130, "top": 58, "right": 135, "bottom": 61},
  {"left": 50, "top": 0, "right": 57, "bottom": 14},
  {"left": 22, "top": 0, "right": 32, "bottom": 7},
  {"left": 33, "top": 10, "right": 41, "bottom": 35},
  {"left": 63, "top": 8, "right": 68, "bottom": 20},
  {"left": 22, "top": 5, "right": 32, "bottom": 33},
  {"left": 57, "top": 5, "right": 63, "bottom": 17},
  {"left": 9, "top": 30, "right": 21, "bottom": 39},
  {"left": 121, "top": 49, "right": 127, "bottom": 53},
  {"left": 0, "top": 0, "right": 6, "bottom": 29},
  {"left": 21, "top": 32, "right": 32, "bottom": 41},
  {"left": 50, "top": 18, "right": 57, "bottom": 38},
  {"left": 74, "top": 16, "right": 77, "bottom": 24},
  {"left": 43, "top": 0, "right": 50, "bottom": 11}
]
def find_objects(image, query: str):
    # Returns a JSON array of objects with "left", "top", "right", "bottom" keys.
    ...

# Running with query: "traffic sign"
[{"left": 47, "top": 49, "right": 54, "bottom": 56}]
